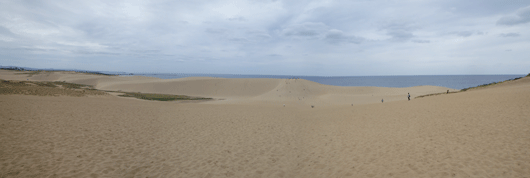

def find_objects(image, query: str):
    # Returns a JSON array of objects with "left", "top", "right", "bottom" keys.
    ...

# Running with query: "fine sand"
[{"left": 1, "top": 70, "right": 529, "bottom": 177}]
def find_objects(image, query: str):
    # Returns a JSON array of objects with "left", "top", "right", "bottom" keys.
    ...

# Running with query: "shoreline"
[
  {"left": 0, "top": 67, "right": 530, "bottom": 99},
  {"left": 1, "top": 67, "right": 526, "bottom": 89},
  {"left": 2, "top": 69, "right": 528, "bottom": 103}
]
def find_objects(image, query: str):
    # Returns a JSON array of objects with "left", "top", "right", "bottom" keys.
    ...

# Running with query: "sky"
[{"left": 0, "top": 0, "right": 529, "bottom": 76}]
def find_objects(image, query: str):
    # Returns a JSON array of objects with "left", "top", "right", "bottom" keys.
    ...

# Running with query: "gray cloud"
[
  {"left": 448, "top": 31, "right": 485, "bottom": 37},
  {"left": 0, "top": 26, "right": 16, "bottom": 37},
  {"left": 73, "top": 50, "right": 121, "bottom": 56},
  {"left": 228, "top": 37, "right": 248, "bottom": 42},
  {"left": 449, "top": 31, "right": 473, "bottom": 37},
  {"left": 436, "top": 0, "right": 530, "bottom": 17},
  {"left": 282, "top": 22, "right": 328, "bottom": 37},
  {"left": 499, "top": 33, "right": 520, "bottom": 37},
  {"left": 228, "top": 16, "right": 246, "bottom": 22},
  {"left": 130, "top": 49, "right": 161, "bottom": 54},
  {"left": 387, "top": 31, "right": 414, "bottom": 42},
  {"left": 4, "top": 47, "right": 57, "bottom": 52},
  {"left": 497, "top": 6, "right": 530, "bottom": 26},
  {"left": 412, "top": 40, "right": 430, "bottom": 43},
  {"left": 205, "top": 28, "right": 226, "bottom": 34},
  {"left": 247, "top": 30, "right": 271, "bottom": 39},
  {"left": 324, "top": 29, "right": 363, "bottom": 44},
  {"left": 382, "top": 22, "right": 417, "bottom": 42}
]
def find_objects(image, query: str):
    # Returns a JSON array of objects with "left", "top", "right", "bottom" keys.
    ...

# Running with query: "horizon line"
[{"left": 1, "top": 65, "right": 527, "bottom": 77}]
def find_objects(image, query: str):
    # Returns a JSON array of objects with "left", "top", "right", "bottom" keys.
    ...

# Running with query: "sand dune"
[
  {"left": 1, "top": 70, "right": 529, "bottom": 177},
  {"left": 0, "top": 70, "right": 456, "bottom": 105}
]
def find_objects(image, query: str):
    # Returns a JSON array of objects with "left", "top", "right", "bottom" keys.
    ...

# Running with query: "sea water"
[{"left": 125, "top": 74, "right": 526, "bottom": 90}]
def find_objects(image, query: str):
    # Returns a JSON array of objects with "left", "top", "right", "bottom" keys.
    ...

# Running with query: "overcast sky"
[{"left": 1, "top": 0, "right": 529, "bottom": 75}]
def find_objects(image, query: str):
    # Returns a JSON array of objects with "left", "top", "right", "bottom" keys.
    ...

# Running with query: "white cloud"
[{"left": 499, "top": 33, "right": 520, "bottom": 37}]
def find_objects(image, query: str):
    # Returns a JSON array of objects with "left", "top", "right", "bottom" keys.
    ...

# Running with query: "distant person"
[
  {"left": 408, "top": 93, "right": 410, "bottom": 101},
  {"left": 381, "top": 99, "right": 384, "bottom": 103},
  {"left": 447, "top": 90, "right": 449, "bottom": 94}
]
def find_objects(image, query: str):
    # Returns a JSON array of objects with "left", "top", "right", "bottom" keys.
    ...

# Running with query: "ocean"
[
  {"left": 126, "top": 73, "right": 526, "bottom": 90},
  {"left": 1, "top": 66, "right": 524, "bottom": 89}
]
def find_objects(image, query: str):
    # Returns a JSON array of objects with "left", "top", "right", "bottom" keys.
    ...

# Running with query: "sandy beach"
[{"left": 1, "top": 70, "right": 529, "bottom": 177}]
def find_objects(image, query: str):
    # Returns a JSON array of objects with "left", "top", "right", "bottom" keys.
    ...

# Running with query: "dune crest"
[{"left": 0, "top": 70, "right": 456, "bottom": 105}]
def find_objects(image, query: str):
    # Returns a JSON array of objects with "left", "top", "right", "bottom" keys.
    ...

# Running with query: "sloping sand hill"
[
  {"left": 1, "top": 70, "right": 529, "bottom": 177},
  {"left": 0, "top": 70, "right": 456, "bottom": 105}
]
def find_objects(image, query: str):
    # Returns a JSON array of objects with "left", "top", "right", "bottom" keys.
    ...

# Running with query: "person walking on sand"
[
  {"left": 381, "top": 99, "right": 384, "bottom": 103},
  {"left": 408, "top": 93, "right": 410, "bottom": 101}
]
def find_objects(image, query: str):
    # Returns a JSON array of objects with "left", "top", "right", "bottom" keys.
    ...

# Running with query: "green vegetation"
[
  {"left": 118, "top": 92, "right": 212, "bottom": 101},
  {"left": 0, "top": 79, "right": 106, "bottom": 96},
  {"left": 14, "top": 71, "right": 42, "bottom": 77},
  {"left": 0, "top": 80, "right": 93, "bottom": 89},
  {"left": 52, "top": 81, "right": 94, "bottom": 89},
  {"left": 1, "top": 80, "right": 57, "bottom": 88},
  {"left": 34, "top": 81, "right": 58, "bottom": 88},
  {"left": 1, "top": 80, "right": 26, "bottom": 87},
  {"left": 1, "top": 79, "right": 209, "bottom": 101}
]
